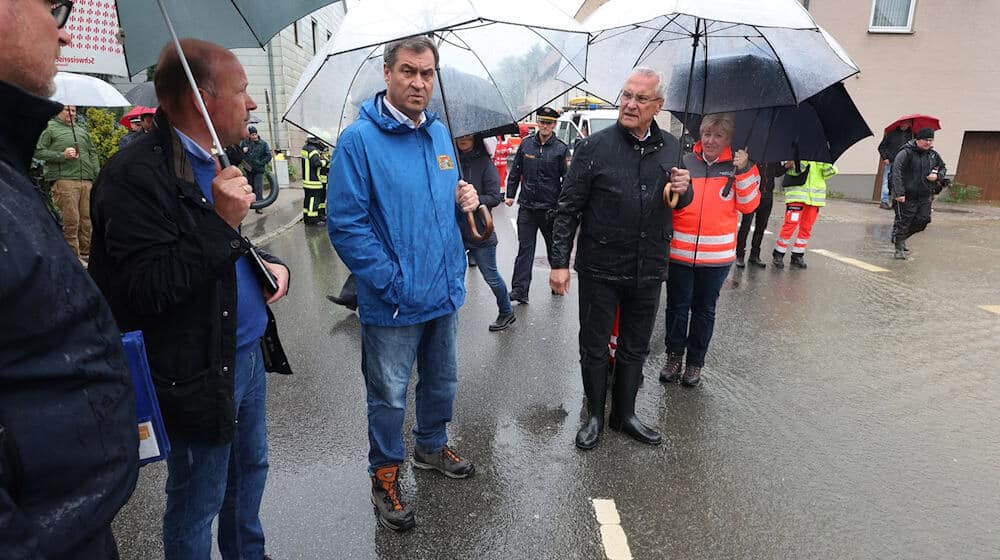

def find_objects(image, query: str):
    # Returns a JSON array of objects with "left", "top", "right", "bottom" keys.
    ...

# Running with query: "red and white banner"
[{"left": 57, "top": 0, "right": 128, "bottom": 77}]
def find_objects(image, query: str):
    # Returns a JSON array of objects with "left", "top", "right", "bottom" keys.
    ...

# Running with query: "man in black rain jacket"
[
  {"left": 549, "top": 68, "right": 692, "bottom": 451},
  {"left": 890, "top": 127, "right": 946, "bottom": 259},
  {"left": 505, "top": 107, "right": 569, "bottom": 302}
]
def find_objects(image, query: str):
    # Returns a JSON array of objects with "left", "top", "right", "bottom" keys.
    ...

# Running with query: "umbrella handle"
[
  {"left": 465, "top": 205, "right": 493, "bottom": 242},
  {"left": 664, "top": 186, "right": 680, "bottom": 209}
]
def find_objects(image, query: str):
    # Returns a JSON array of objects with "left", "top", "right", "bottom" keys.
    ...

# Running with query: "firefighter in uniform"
[
  {"left": 772, "top": 159, "right": 837, "bottom": 269},
  {"left": 301, "top": 136, "right": 330, "bottom": 225}
]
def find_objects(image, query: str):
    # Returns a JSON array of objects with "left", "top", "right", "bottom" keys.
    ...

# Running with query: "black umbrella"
[{"left": 671, "top": 82, "right": 873, "bottom": 164}]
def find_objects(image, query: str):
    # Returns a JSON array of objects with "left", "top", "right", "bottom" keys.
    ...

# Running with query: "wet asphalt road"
[{"left": 113, "top": 198, "right": 1000, "bottom": 559}]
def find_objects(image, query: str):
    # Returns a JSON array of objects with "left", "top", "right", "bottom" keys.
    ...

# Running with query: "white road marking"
[
  {"left": 811, "top": 249, "right": 889, "bottom": 273},
  {"left": 592, "top": 498, "right": 632, "bottom": 560},
  {"left": 978, "top": 305, "right": 1000, "bottom": 315}
]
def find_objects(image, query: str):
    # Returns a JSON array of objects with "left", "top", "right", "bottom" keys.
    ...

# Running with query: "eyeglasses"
[
  {"left": 620, "top": 90, "right": 661, "bottom": 106},
  {"left": 51, "top": 0, "right": 74, "bottom": 29}
]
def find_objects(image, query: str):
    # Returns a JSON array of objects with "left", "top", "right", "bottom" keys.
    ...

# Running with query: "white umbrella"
[{"left": 50, "top": 72, "right": 130, "bottom": 107}]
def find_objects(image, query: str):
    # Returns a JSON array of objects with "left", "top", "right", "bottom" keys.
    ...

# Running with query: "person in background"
[
  {"left": 771, "top": 159, "right": 837, "bottom": 270},
  {"left": 0, "top": 1, "right": 138, "bottom": 557},
  {"left": 456, "top": 133, "right": 515, "bottom": 331},
  {"left": 505, "top": 106, "right": 569, "bottom": 303},
  {"left": 890, "top": 127, "right": 946, "bottom": 260},
  {"left": 240, "top": 125, "right": 271, "bottom": 214},
  {"left": 119, "top": 116, "right": 143, "bottom": 148},
  {"left": 877, "top": 120, "right": 912, "bottom": 209},
  {"left": 34, "top": 103, "right": 99, "bottom": 260},
  {"left": 661, "top": 112, "right": 760, "bottom": 388},
  {"left": 735, "top": 161, "right": 784, "bottom": 268},
  {"left": 301, "top": 135, "right": 329, "bottom": 225}
]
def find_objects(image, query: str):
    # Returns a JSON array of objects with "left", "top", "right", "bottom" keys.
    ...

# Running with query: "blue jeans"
[
  {"left": 664, "top": 263, "right": 732, "bottom": 367},
  {"left": 468, "top": 245, "right": 512, "bottom": 315},
  {"left": 361, "top": 312, "right": 459, "bottom": 474},
  {"left": 163, "top": 345, "right": 269, "bottom": 560},
  {"left": 881, "top": 165, "right": 891, "bottom": 205}
]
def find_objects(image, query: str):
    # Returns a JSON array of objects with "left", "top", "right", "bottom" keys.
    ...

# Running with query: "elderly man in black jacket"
[
  {"left": 0, "top": 1, "right": 138, "bottom": 558},
  {"left": 550, "top": 67, "right": 692, "bottom": 450},
  {"left": 89, "top": 40, "right": 291, "bottom": 559},
  {"left": 890, "top": 127, "right": 946, "bottom": 260}
]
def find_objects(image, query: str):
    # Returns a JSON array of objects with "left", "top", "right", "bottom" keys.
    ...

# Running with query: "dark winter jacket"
[
  {"left": 458, "top": 137, "right": 502, "bottom": 249},
  {"left": 506, "top": 132, "right": 569, "bottom": 209},
  {"left": 89, "top": 109, "right": 292, "bottom": 445},
  {"left": 758, "top": 161, "right": 786, "bottom": 193},
  {"left": 0, "top": 79, "right": 138, "bottom": 559},
  {"left": 240, "top": 137, "right": 272, "bottom": 172},
  {"left": 551, "top": 121, "right": 693, "bottom": 286},
  {"left": 890, "top": 140, "right": 947, "bottom": 199},
  {"left": 878, "top": 127, "right": 913, "bottom": 161}
]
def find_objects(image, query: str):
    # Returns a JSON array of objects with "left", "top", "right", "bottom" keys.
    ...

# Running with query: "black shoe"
[
  {"left": 681, "top": 364, "right": 702, "bottom": 387},
  {"left": 894, "top": 241, "right": 907, "bottom": 260},
  {"left": 371, "top": 465, "right": 415, "bottom": 531},
  {"left": 326, "top": 294, "right": 358, "bottom": 312},
  {"left": 608, "top": 361, "right": 662, "bottom": 445},
  {"left": 790, "top": 254, "right": 807, "bottom": 269},
  {"left": 489, "top": 312, "right": 516, "bottom": 332},
  {"left": 879, "top": 201, "right": 892, "bottom": 209},
  {"left": 659, "top": 351, "right": 684, "bottom": 383},
  {"left": 735, "top": 256, "right": 746, "bottom": 268},
  {"left": 255, "top": 209, "right": 264, "bottom": 214},
  {"left": 509, "top": 290, "right": 529, "bottom": 304},
  {"left": 412, "top": 446, "right": 475, "bottom": 479},
  {"left": 747, "top": 256, "right": 767, "bottom": 269},
  {"left": 467, "top": 252, "right": 477, "bottom": 267},
  {"left": 772, "top": 249, "right": 785, "bottom": 269},
  {"left": 576, "top": 365, "right": 608, "bottom": 450}
]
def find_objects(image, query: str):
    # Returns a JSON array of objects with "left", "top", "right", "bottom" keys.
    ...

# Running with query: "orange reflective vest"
[{"left": 671, "top": 144, "right": 761, "bottom": 266}]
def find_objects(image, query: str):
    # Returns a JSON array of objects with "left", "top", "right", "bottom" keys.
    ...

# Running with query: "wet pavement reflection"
[{"left": 114, "top": 200, "right": 1000, "bottom": 559}]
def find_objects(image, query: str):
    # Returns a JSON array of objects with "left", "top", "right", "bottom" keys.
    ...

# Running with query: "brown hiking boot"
[
  {"left": 659, "top": 352, "right": 684, "bottom": 383},
  {"left": 412, "top": 445, "right": 475, "bottom": 479},
  {"left": 681, "top": 364, "right": 702, "bottom": 387},
  {"left": 370, "top": 465, "right": 415, "bottom": 531}
]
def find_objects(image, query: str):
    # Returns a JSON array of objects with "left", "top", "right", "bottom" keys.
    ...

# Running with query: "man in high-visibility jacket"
[
  {"left": 301, "top": 136, "right": 329, "bottom": 225},
  {"left": 772, "top": 160, "right": 837, "bottom": 269}
]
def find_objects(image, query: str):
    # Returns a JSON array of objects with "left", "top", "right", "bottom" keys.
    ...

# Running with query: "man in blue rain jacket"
[{"left": 327, "top": 36, "right": 481, "bottom": 532}]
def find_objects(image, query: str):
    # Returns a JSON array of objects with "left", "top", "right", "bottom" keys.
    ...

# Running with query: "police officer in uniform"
[
  {"left": 301, "top": 136, "right": 329, "bottom": 225},
  {"left": 505, "top": 106, "right": 569, "bottom": 303}
]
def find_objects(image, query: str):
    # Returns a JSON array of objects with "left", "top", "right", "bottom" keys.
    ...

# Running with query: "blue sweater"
[{"left": 327, "top": 92, "right": 466, "bottom": 326}]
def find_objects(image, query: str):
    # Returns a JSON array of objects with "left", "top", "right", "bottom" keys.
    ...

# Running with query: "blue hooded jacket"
[{"left": 328, "top": 92, "right": 466, "bottom": 326}]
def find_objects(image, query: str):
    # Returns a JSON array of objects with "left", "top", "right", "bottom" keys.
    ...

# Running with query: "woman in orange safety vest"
[{"left": 660, "top": 112, "right": 760, "bottom": 387}]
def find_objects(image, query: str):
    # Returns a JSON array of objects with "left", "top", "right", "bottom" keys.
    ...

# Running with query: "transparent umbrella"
[
  {"left": 284, "top": 0, "right": 589, "bottom": 239},
  {"left": 50, "top": 72, "right": 130, "bottom": 107},
  {"left": 581, "top": 0, "right": 860, "bottom": 205}
]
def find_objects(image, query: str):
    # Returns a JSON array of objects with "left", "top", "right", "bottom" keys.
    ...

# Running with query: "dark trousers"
[
  {"left": 338, "top": 273, "right": 357, "bottom": 300},
  {"left": 248, "top": 170, "right": 265, "bottom": 200},
  {"left": 511, "top": 207, "right": 554, "bottom": 295},
  {"left": 736, "top": 189, "right": 773, "bottom": 259},
  {"left": 893, "top": 195, "right": 932, "bottom": 243},
  {"left": 303, "top": 184, "right": 326, "bottom": 224},
  {"left": 578, "top": 276, "right": 661, "bottom": 370},
  {"left": 665, "top": 262, "right": 731, "bottom": 367}
]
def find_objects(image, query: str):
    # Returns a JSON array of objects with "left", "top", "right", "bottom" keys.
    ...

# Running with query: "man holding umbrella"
[
  {"left": 89, "top": 39, "right": 291, "bottom": 558},
  {"left": 891, "top": 128, "right": 946, "bottom": 259},
  {"left": 549, "top": 67, "right": 692, "bottom": 450},
  {"left": 328, "top": 36, "right": 481, "bottom": 532}
]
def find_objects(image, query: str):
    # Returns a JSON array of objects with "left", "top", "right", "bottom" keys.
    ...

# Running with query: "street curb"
[{"left": 250, "top": 211, "right": 303, "bottom": 246}]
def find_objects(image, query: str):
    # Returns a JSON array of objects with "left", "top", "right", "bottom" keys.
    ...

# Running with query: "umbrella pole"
[
  {"left": 434, "top": 57, "right": 492, "bottom": 242},
  {"left": 666, "top": 18, "right": 703, "bottom": 209},
  {"left": 155, "top": 0, "right": 231, "bottom": 168}
]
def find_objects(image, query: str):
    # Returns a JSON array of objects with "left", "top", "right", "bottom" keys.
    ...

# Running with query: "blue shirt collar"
[{"left": 173, "top": 127, "right": 214, "bottom": 163}]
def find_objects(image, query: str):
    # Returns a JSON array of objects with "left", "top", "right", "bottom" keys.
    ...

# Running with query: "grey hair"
[
  {"left": 384, "top": 35, "right": 439, "bottom": 69},
  {"left": 700, "top": 112, "right": 736, "bottom": 138},
  {"left": 628, "top": 66, "right": 667, "bottom": 99}
]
